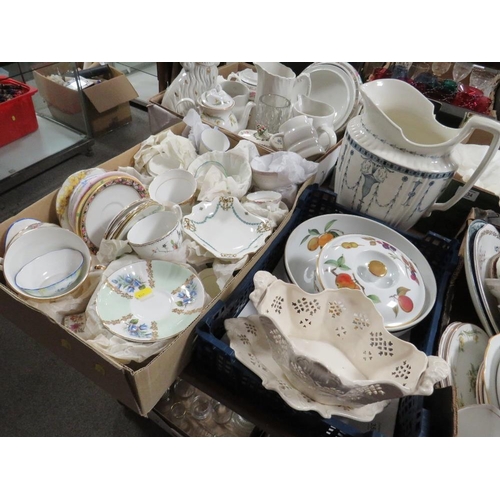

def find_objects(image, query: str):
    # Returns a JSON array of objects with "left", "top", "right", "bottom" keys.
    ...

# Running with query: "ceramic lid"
[
  {"left": 317, "top": 233, "right": 426, "bottom": 330},
  {"left": 199, "top": 86, "right": 234, "bottom": 110}
]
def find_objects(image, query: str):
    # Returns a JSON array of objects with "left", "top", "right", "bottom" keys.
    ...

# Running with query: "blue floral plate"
[{"left": 96, "top": 260, "right": 205, "bottom": 343}]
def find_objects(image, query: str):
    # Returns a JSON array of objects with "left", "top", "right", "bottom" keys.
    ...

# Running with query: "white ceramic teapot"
[
  {"left": 179, "top": 86, "right": 254, "bottom": 133},
  {"left": 334, "top": 78, "right": 500, "bottom": 231}
]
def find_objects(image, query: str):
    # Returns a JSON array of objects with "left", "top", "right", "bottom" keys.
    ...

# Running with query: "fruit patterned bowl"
[
  {"left": 248, "top": 271, "right": 449, "bottom": 406},
  {"left": 316, "top": 234, "right": 426, "bottom": 332}
]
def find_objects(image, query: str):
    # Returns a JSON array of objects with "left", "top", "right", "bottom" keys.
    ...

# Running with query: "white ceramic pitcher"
[
  {"left": 254, "top": 62, "right": 311, "bottom": 105},
  {"left": 334, "top": 78, "right": 500, "bottom": 231}
]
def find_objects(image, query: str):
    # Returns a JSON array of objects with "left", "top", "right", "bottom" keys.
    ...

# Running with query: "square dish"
[{"left": 182, "top": 196, "right": 273, "bottom": 260}]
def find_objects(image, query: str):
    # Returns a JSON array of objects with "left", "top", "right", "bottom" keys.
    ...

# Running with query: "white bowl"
[
  {"left": 3, "top": 225, "right": 92, "bottom": 300},
  {"left": 249, "top": 271, "right": 449, "bottom": 406},
  {"left": 187, "top": 151, "right": 252, "bottom": 200},
  {"left": 15, "top": 249, "right": 84, "bottom": 298}
]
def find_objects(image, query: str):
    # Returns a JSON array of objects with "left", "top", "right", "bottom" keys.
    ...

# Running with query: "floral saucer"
[
  {"left": 182, "top": 196, "right": 273, "bottom": 260},
  {"left": 225, "top": 315, "right": 389, "bottom": 421},
  {"left": 96, "top": 260, "right": 205, "bottom": 343}
]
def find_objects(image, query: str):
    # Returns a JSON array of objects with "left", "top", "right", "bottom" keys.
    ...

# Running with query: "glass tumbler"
[{"left": 254, "top": 93, "right": 291, "bottom": 140}]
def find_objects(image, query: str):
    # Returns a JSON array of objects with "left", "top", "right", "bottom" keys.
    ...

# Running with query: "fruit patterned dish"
[
  {"left": 283, "top": 214, "right": 436, "bottom": 333},
  {"left": 317, "top": 234, "right": 426, "bottom": 331}
]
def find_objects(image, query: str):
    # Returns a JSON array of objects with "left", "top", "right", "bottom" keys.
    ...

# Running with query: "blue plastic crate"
[{"left": 192, "top": 184, "right": 460, "bottom": 437}]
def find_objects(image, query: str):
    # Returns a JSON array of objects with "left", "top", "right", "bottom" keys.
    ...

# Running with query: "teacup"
[
  {"left": 127, "top": 202, "right": 184, "bottom": 260},
  {"left": 292, "top": 94, "right": 337, "bottom": 149},
  {"left": 269, "top": 115, "right": 325, "bottom": 159},
  {"left": 199, "top": 128, "right": 230, "bottom": 155},
  {"left": 148, "top": 169, "right": 197, "bottom": 215}
]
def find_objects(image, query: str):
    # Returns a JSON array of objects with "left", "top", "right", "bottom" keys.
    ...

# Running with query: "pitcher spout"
[{"left": 360, "top": 79, "right": 460, "bottom": 149}]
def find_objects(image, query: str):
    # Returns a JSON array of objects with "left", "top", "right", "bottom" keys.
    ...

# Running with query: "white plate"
[
  {"left": 473, "top": 223, "right": 500, "bottom": 333},
  {"left": 317, "top": 234, "right": 426, "bottom": 330},
  {"left": 301, "top": 63, "right": 357, "bottom": 133},
  {"left": 78, "top": 175, "right": 148, "bottom": 253},
  {"left": 445, "top": 322, "right": 489, "bottom": 408},
  {"left": 182, "top": 196, "right": 273, "bottom": 260},
  {"left": 458, "top": 404, "right": 500, "bottom": 437},
  {"left": 96, "top": 260, "right": 205, "bottom": 343},
  {"left": 464, "top": 219, "right": 496, "bottom": 336},
  {"left": 483, "top": 334, "right": 500, "bottom": 407},
  {"left": 4, "top": 218, "right": 41, "bottom": 251},
  {"left": 225, "top": 315, "right": 389, "bottom": 422},
  {"left": 284, "top": 214, "right": 436, "bottom": 331}
]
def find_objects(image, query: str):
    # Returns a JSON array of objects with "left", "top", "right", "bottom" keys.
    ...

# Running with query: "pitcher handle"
[
  {"left": 295, "top": 73, "right": 312, "bottom": 98},
  {"left": 429, "top": 114, "right": 500, "bottom": 213},
  {"left": 317, "top": 125, "right": 337, "bottom": 149}
]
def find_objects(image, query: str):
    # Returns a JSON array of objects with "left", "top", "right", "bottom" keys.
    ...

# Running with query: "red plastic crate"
[{"left": 0, "top": 77, "right": 39, "bottom": 148}]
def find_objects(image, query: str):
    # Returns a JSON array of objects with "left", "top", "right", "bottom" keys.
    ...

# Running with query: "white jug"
[{"left": 334, "top": 78, "right": 500, "bottom": 231}]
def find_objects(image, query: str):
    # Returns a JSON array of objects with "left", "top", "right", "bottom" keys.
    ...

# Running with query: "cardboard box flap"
[{"left": 83, "top": 75, "right": 138, "bottom": 113}]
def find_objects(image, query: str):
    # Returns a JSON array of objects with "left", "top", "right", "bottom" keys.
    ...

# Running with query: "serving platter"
[
  {"left": 96, "top": 260, "right": 205, "bottom": 343},
  {"left": 464, "top": 219, "right": 496, "bottom": 336},
  {"left": 301, "top": 62, "right": 358, "bottom": 133},
  {"left": 182, "top": 196, "right": 273, "bottom": 260},
  {"left": 473, "top": 223, "right": 500, "bottom": 334},
  {"left": 444, "top": 322, "right": 489, "bottom": 408}
]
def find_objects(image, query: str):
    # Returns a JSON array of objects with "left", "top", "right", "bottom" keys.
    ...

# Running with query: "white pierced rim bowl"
[
  {"left": 15, "top": 249, "right": 84, "bottom": 298},
  {"left": 254, "top": 276, "right": 430, "bottom": 406}
]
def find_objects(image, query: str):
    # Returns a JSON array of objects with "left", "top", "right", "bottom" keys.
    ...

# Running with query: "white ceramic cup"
[
  {"left": 292, "top": 94, "right": 337, "bottom": 149},
  {"left": 127, "top": 202, "right": 184, "bottom": 260},
  {"left": 269, "top": 115, "right": 325, "bottom": 158},
  {"left": 199, "top": 128, "right": 231, "bottom": 155},
  {"left": 148, "top": 169, "right": 197, "bottom": 215}
]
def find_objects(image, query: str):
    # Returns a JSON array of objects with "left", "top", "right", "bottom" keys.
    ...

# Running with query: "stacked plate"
[
  {"left": 464, "top": 219, "right": 500, "bottom": 336},
  {"left": 284, "top": 214, "right": 436, "bottom": 334},
  {"left": 103, "top": 199, "right": 165, "bottom": 241},
  {"left": 300, "top": 62, "right": 362, "bottom": 133},
  {"left": 56, "top": 168, "right": 148, "bottom": 253},
  {"left": 437, "top": 322, "right": 490, "bottom": 408}
]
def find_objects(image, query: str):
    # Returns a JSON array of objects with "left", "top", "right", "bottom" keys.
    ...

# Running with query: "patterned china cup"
[{"left": 127, "top": 202, "right": 183, "bottom": 260}]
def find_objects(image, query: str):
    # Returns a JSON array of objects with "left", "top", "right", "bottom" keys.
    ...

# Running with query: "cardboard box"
[
  {"left": 0, "top": 121, "right": 325, "bottom": 416},
  {"left": 33, "top": 63, "right": 138, "bottom": 137}
]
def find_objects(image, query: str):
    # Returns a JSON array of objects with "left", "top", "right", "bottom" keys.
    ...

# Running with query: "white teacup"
[
  {"left": 292, "top": 94, "right": 337, "bottom": 150},
  {"left": 269, "top": 115, "right": 325, "bottom": 158},
  {"left": 127, "top": 202, "right": 183, "bottom": 260},
  {"left": 148, "top": 169, "right": 197, "bottom": 215},
  {"left": 199, "top": 128, "right": 230, "bottom": 155}
]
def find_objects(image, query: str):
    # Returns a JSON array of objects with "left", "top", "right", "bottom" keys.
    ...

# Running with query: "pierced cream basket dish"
[{"left": 246, "top": 271, "right": 449, "bottom": 406}]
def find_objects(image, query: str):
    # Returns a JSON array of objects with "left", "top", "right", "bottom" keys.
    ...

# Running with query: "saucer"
[
  {"left": 238, "top": 129, "right": 272, "bottom": 147},
  {"left": 96, "top": 260, "right": 205, "bottom": 343},
  {"left": 225, "top": 315, "right": 389, "bottom": 421}
]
